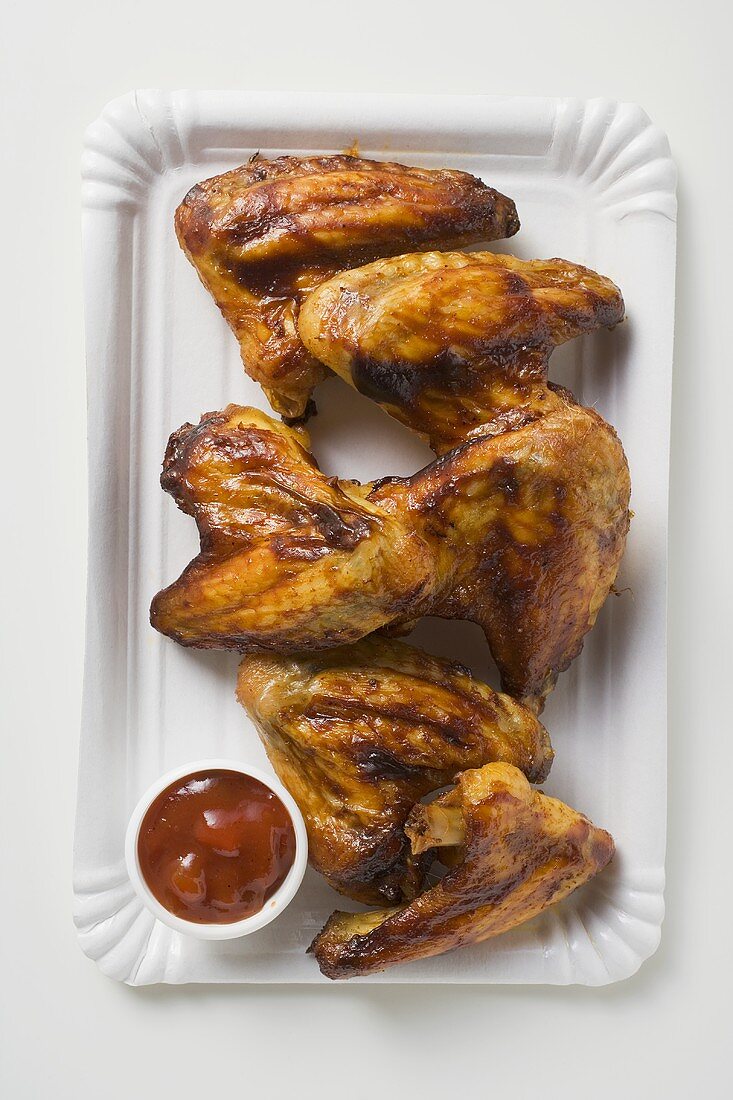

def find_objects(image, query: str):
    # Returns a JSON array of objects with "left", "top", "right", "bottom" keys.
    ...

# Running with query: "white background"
[{"left": 1, "top": 1, "right": 729, "bottom": 1096}]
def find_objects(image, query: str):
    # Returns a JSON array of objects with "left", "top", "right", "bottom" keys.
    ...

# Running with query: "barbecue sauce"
[{"left": 137, "top": 770, "right": 296, "bottom": 924}]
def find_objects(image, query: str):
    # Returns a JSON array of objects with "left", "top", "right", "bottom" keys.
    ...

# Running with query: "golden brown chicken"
[
  {"left": 175, "top": 156, "right": 519, "bottom": 419},
  {"left": 149, "top": 406, "right": 433, "bottom": 650},
  {"left": 236, "top": 638, "right": 553, "bottom": 904},
  {"left": 151, "top": 254, "right": 629, "bottom": 705},
  {"left": 299, "top": 250, "right": 624, "bottom": 453},
  {"left": 310, "top": 761, "right": 614, "bottom": 979}
]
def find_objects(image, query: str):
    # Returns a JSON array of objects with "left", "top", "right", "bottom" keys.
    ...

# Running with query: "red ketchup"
[{"left": 137, "top": 769, "right": 296, "bottom": 924}]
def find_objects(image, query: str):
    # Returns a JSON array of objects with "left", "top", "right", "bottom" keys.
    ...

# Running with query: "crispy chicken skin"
[
  {"left": 310, "top": 762, "right": 614, "bottom": 979},
  {"left": 299, "top": 251, "right": 624, "bottom": 453},
  {"left": 149, "top": 406, "right": 433, "bottom": 650},
  {"left": 236, "top": 639, "right": 553, "bottom": 904},
  {"left": 175, "top": 156, "right": 519, "bottom": 419}
]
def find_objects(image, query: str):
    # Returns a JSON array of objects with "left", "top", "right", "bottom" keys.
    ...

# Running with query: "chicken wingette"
[
  {"left": 311, "top": 761, "right": 614, "bottom": 979},
  {"left": 175, "top": 156, "right": 519, "bottom": 419},
  {"left": 149, "top": 406, "right": 433, "bottom": 650},
  {"left": 299, "top": 250, "right": 625, "bottom": 453},
  {"left": 237, "top": 639, "right": 553, "bottom": 904}
]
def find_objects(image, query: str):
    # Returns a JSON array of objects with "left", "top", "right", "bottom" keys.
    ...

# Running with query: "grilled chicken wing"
[
  {"left": 175, "top": 157, "right": 519, "bottom": 419},
  {"left": 236, "top": 638, "right": 552, "bottom": 904},
  {"left": 149, "top": 406, "right": 432, "bottom": 650},
  {"left": 311, "top": 761, "right": 614, "bottom": 978},
  {"left": 299, "top": 250, "right": 624, "bottom": 453}
]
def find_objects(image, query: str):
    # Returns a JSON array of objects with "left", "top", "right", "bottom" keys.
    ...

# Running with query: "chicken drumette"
[
  {"left": 175, "top": 156, "right": 519, "bottom": 419},
  {"left": 237, "top": 638, "right": 552, "bottom": 904}
]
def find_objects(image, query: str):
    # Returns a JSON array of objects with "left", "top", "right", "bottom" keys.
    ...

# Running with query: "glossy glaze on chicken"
[
  {"left": 149, "top": 405, "right": 433, "bottom": 651},
  {"left": 299, "top": 250, "right": 624, "bottom": 453}
]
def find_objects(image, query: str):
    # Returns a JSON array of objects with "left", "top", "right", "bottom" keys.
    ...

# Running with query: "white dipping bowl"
[{"left": 125, "top": 758, "right": 308, "bottom": 940}]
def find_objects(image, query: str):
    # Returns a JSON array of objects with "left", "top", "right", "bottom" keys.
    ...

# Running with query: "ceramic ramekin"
[{"left": 124, "top": 758, "right": 308, "bottom": 940}]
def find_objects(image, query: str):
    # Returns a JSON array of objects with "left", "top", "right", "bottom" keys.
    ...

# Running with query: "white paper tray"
[{"left": 75, "top": 91, "right": 675, "bottom": 985}]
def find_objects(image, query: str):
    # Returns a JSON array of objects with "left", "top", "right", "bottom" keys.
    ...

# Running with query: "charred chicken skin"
[
  {"left": 311, "top": 761, "right": 614, "bottom": 979},
  {"left": 175, "top": 156, "right": 519, "bottom": 419},
  {"left": 151, "top": 254, "right": 629, "bottom": 705},
  {"left": 236, "top": 638, "right": 553, "bottom": 904}
]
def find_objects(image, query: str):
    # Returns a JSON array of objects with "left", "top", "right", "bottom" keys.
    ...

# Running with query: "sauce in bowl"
[{"left": 137, "top": 769, "right": 297, "bottom": 924}]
